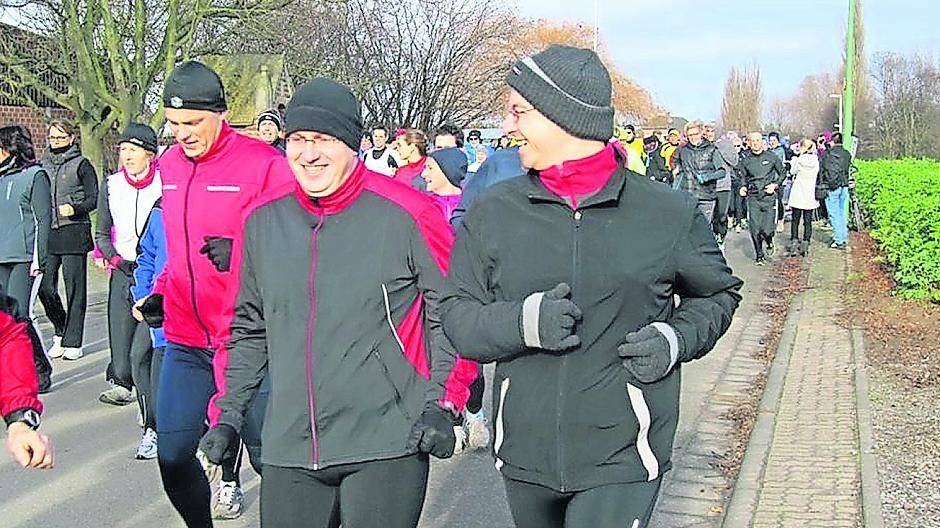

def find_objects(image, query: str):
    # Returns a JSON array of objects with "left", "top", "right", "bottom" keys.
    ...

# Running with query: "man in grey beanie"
[{"left": 441, "top": 44, "right": 742, "bottom": 527}]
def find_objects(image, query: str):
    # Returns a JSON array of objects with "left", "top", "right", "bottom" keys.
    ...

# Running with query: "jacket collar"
[
  {"left": 293, "top": 160, "right": 367, "bottom": 217},
  {"left": 122, "top": 162, "right": 157, "bottom": 189},
  {"left": 526, "top": 145, "right": 626, "bottom": 209}
]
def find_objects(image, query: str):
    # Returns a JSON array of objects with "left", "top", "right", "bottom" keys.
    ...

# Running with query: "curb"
[
  {"left": 852, "top": 327, "right": 886, "bottom": 528},
  {"left": 721, "top": 290, "right": 803, "bottom": 527}
]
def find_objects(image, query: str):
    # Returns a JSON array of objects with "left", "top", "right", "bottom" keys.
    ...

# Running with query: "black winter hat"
[
  {"left": 163, "top": 61, "right": 227, "bottom": 113},
  {"left": 507, "top": 45, "right": 614, "bottom": 142},
  {"left": 118, "top": 122, "right": 158, "bottom": 153},
  {"left": 257, "top": 109, "right": 283, "bottom": 130},
  {"left": 285, "top": 78, "right": 362, "bottom": 152},
  {"left": 428, "top": 147, "right": 468, "bottom": 187}
]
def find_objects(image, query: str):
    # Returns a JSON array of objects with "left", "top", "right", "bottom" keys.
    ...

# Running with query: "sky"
[{"left": 515, "top": 0, "right": 939, "bottom": 122}]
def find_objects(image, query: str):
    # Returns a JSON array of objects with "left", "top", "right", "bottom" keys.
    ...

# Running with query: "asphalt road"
[{"left": 0, "top": 228, "right": 762, "bottom": 528}]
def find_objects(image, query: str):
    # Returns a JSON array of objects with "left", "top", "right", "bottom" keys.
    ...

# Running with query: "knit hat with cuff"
[
  {"left": 506, "top": 45, "right": 614, "bottom": 142},
  {"left": 285, "top": 78, "right": 362, "bottom": 152}
]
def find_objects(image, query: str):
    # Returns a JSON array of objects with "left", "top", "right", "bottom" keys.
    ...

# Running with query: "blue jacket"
[
  {"left": 132, "top": 201, "right": 167, "bottom": 348},
  {"left": 451, "top": 147, "right": 523, "bottom": 228}
]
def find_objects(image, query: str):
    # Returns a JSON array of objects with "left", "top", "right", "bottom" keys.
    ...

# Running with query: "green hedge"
[{"left": 854, "top": 159, "right": 940, "bottom": 302}]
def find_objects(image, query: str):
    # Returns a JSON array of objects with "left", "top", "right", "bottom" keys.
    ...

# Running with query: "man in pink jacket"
[{"left": 136, "top": 60, "right": 293, "bottom": 527}]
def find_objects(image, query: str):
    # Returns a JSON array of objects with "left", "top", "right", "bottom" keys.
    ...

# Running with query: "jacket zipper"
[
  {"left": 182, "top": 160, "right": 212, "bottom": 347},
  {"left": 557, "top": 207, "right": 582, "bottom": 492},
  {"left": 305, "top": 210, "right": 325, "bottom": 469}
]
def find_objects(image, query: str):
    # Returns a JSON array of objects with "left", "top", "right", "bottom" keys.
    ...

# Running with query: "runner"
[
  {"left": 199, "top": 77, "right": 469, "bottom": 528},
  {"left": 0, "top": 125, "right": 53, "bottom": 393},
  {"left": 738, "top": 131, "right": 786, "bottom": 265},
  {"left": 441, "top": 44, "right": 742, "bottom": 528},
  {"left": 93, "top": 123, "right": 163, "bottom": 460},
  {"left": 257, "top": 109, "right": 286, "bottom": 154},
  {"left": 421, "top": 147, "right": 488, "bottom": 451},
  {"left": 393, "top": 129, "right": 429, "bottom": 189},
  {"left": 616, "top": 124, "right": 646, "bottom": 175},
  {"left": 362, "top": 126, "right": 399, "bottom": 176},
  {"left": 672, "top": 122, "right": 725, "bottom": 223},
  {"left": 785, "top": 139, "right": 820, "bottom": 257},
  {"left": 1, "top": 290, "right": 53, "bottom": 469},
  {"left": 140, "top": 60, "right": 294, "bottom": 527}
]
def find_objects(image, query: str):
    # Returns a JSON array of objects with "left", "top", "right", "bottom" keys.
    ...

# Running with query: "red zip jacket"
[
  {"left": 0, "top": 294, "right": 43, "bottom": 419},
  {"left": 153, "top": 123, "right": 294, "bottom": 377}
]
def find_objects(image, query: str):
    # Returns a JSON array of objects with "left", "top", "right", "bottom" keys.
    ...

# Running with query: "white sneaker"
[
  {"left": 211, "top": 481, "right": 244, "bottom": 520},
  {"left": 452, "top": 425, "right": 468, "bottom": 456},
  {"left": 136, "top": 428, "right": 158, "bottom": 460},
  {"left": 49, "top": 336, "right": 64, "bottom": 358},
  {"left": 62, "top": 346, "right": 83, "bottom": 360},
  {"left": 465, "top": 410, "right": 491, "bottom": 450}
]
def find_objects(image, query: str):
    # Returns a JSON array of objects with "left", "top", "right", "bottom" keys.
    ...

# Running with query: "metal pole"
[
  {"left": 844, "top": 0, "right": 856, "bottom": 142},
  {"left": 593, "top": 0, "right": 598, "bottom": 52}
]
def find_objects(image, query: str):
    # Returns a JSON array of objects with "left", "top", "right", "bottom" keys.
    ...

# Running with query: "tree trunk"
[{"left": 78, "top": 121, "right": 106, "bottom": 176}]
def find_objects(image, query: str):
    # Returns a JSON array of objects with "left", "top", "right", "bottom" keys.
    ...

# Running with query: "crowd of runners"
[{"left": 0, "top": 43, "right": 854, "bottom": 528}]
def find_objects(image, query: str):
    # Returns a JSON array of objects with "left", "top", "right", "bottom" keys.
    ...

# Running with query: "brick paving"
[{"left": 736, "top": 246, "right": 863, "bottom": 528}]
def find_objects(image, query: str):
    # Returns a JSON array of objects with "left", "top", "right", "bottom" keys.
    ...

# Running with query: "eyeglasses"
[
  {"left": 48, "top": 135, "right": 70, "bottom": 141},
  {"left": 286, "top": 134, "right": 341, "bottom": 147},
  {"left": 505, "top": 105, "right": 536, "bottom": 120}
]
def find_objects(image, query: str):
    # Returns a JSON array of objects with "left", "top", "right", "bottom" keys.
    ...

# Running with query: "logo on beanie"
[{"left": 170, "top": 96, "right": 183, "bottom": 109}]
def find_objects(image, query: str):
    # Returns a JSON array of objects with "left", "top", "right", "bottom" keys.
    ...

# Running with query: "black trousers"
[
  {"left": 261, "top": 454, "right": 429, "bottom": 528},
  {"left": 712, "top": 190, "right": 731, "bottom": 239},
  {"left": 0, "top": 262, "right": 51, "bottom": 384},
  {"left": 731, "top": 192, "right": 748, "bottom": 223},
  {"left": 503, "top": 477, "right": 662, "bottom": 528},
  {"left": 106, "top": 270, "right": 152, "bottom": 395},
  {"left": 747, "top": 197, "right": 777, "bottom": 259},
  {"left": 790, "top": 208, "right": 814, "bottom": 242},
  {"left": 38, "top": 253, "right": 87, "bottom": 348}
]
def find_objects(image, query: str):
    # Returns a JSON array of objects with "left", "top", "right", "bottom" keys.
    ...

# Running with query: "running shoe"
[
  {"left": 136, "top": 428, "right": 158, "bottom": 460},
  {"left": 49, "top": 336, "right": 64, "bottom": 359},
  {"left": 99, "top": 383, "right": 135, "bottom": 406},
  {"left": 62, "top": 346, "right": 83, "bottom": 360},
  {"left": 465, "top": 410, "right": 491, "bottom": 450},
  {"left": 756, "top": 257, "right": 766, "bottom": 266},
  {"left": 766, "top": 242, "right": 776, "bottom": 258},
  {"left": 830, "top": 241, "right": 846, "bottom": 250},
  {"left": 212, "top": 481, "right": 244, "bottom": 520}
]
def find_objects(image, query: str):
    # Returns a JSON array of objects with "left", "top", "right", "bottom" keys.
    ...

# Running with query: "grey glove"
[
  {"left": 519, "top": 283, "right": 582, "bottom": 352},
  {"left": 617, "top": 323, "right": 683, "bottom": 384}
]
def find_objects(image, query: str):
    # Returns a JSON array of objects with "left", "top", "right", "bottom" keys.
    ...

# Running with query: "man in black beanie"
[
  {"left": 257, "top": 109, "right": 285, "bottom": 154},
  {"left": 141, "top": 59, "right": 294, "bottom": 526},
  {"left": 440, "top": 44, "right": 743, "bottom": 528},
  {"left": 199, "top": 77, "right": 477, "bottom": 528}
]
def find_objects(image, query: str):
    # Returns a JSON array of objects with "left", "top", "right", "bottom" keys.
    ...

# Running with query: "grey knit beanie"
[{"left": 507, "top": 45, "right": 614, "bottom": 142}]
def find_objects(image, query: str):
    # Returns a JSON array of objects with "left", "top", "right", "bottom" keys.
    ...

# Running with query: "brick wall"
[{"left": 0, "top": 105, "right": 75, "bottom": 160}]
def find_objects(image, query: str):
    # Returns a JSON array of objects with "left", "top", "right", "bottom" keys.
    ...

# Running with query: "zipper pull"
[{"left": 573, "top": 210, "right": 582, "bottom": 223}]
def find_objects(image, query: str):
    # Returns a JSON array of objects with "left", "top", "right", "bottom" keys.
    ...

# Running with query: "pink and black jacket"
[
  {"left": 214, "top": 162, "right": 476, "bottom": 470},
  {"left": 151, "top": 123, "right": 294, "bottom": 420}
]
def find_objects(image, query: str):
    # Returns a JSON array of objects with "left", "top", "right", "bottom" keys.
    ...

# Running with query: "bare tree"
[
  {"left": 721, "top": 65, "right": 762, "bottom": 133},
  {"left": 0, "top": 0, "right": 291, "bottom": 170},
  {"left": 871, "top": 52, "right": 940, "bottom": 159}
]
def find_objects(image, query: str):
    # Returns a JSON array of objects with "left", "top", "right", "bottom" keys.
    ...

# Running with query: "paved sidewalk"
[
  {"left": 725, "top": 244, "right": 865, "bottom": 527},
  {"left": 651, "top": 233, "right": 776, "bottom": 526}
]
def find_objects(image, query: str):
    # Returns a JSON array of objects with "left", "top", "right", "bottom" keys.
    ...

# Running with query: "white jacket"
[{"left": 787, "top": 153, "right": 819, "bottom": 210}]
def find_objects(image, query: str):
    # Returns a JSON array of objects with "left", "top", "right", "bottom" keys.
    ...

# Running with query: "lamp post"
[
  {"left": 829, "top": 93, "right": 843, "bottom": 132},
  {"left": 593, "top": 0, "right": 598, "bottom": 51}
]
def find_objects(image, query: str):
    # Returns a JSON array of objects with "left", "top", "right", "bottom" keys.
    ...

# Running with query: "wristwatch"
[{"left": 4, "top": 408, "right": 41, "bottom": 430}]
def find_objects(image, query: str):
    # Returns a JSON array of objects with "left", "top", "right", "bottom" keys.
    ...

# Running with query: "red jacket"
[
  {"left": 0, "top": 295, "right": 42, "bottom": 419},
  {"left": 153, "top": 123, "right": 294, "bottom": 352}
]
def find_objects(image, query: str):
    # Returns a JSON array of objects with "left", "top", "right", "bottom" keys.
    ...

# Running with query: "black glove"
[
  {"left": 198, "top": 423, "right": 240, "bottom": 466},
  {"left": 407, "top": 403, "right": 456, "bottom": 459},
  {"left": 617, "top": 323, "right": 682, "bottom": 384},
  {"left": 519, "top": 283, "right": 582, "bottom": 351},
  {"left": 138, "top": 293, "right": 164, "bottom": 328},
  {"left": 116, "top": 259, "right": 137, "bottom": 285},
  {"left": 199, "top": 236, "right": 233, "bottom": 272}
]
